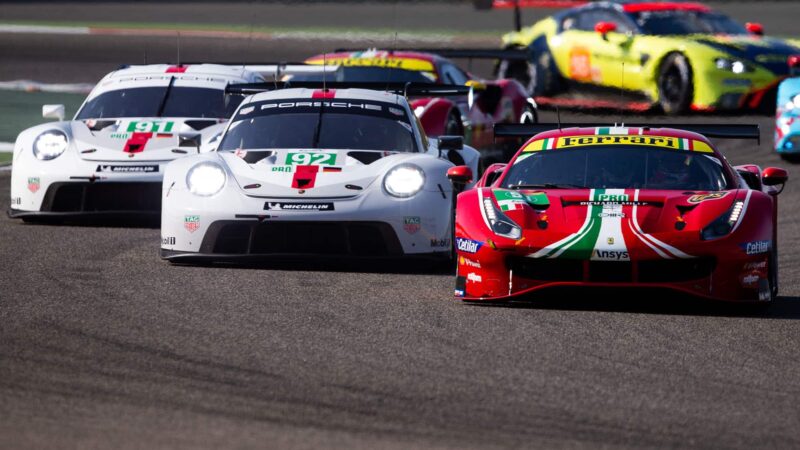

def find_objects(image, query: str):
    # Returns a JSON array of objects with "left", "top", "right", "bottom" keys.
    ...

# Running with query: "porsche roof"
[{"left": 242, "top": 87, "right": 409, "bottom": 105}]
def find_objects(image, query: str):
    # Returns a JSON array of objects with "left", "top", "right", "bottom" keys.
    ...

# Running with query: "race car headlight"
[
  {"left": 186, "top": 162, "right": 227, "bottom": 196},
  {"left": 715, "top": 58, "right": 750, "bottom": 74},
  {"left": 33, "top": 130, "right": 68, "bottom": 160},
  {"left": 482, "top": 196, "right": 522, "bottom": 240},
  {"left": 791, "top": 94, "right": 800, "bottom": 110},
  {"left": 701, "top": 200, "right": 744, "bottom": 240},
  {"left": 384, "top": 164, "right": 425, "bottom": 198}
]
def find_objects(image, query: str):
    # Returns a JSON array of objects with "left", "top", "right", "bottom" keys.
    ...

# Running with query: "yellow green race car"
[{"left": 498, "top": 1, "right": 800, "bottom": 114}]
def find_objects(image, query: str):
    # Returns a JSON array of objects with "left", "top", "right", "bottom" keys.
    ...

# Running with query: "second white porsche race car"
[
  {"left": 160, "top": 83, "right": 480, "bottom": 261},
  {"left": 9, "top": 64, "right": 264, "bottom": 220}
]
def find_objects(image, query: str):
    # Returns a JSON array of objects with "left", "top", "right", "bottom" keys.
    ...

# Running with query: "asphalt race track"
[{"left": 3, "top": 2, "right": 800, "bottom": 449}]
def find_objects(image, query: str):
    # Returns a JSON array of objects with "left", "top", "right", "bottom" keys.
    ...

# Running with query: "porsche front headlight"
[
  {"left": 186, "top": 162, "right": 227, "bottom": 197},
  {"left": 384, "top": 164, "right": 425, "bottom": 198},
  {"left": 33, "top": 130, "right": 68, "bottom": 160}
]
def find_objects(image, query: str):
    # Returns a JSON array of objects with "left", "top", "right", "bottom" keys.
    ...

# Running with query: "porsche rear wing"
[
  {"left": 166, "top": 62, "right": 336, "bottom": 78},
  {"left": 494, "top": 123, "right": 761, "bottom": 144},
  {"left": 225, "top": 81, "right": 471, "bottom": 97}
]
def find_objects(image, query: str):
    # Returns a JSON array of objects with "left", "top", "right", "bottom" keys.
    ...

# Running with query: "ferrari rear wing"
[
  {"left": 333, "top": 48, "right": 531, "bottom": 61},
  {"left": 225, "top": 81, "right": 471, "bottom": 97},
  {"left": 494, "top": 123, "right": 761, "bottom": 144}
]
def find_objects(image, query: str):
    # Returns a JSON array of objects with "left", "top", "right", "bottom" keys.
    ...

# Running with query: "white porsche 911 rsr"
[
  {"left": 160, "top": 84, "right": 479, "bottom": 262},
  {"left": 9, "top": 64, "right": 264, "bottom": 221}
]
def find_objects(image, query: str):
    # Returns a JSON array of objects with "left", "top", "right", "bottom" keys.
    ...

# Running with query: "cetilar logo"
[{"left": 456, "top": 238, "right": 482, "bottom": 254}]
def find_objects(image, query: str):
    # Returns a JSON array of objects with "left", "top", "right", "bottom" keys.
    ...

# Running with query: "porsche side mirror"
[
  {"left": 746, "top": 22, "right": 764, "bottom": 36},
  {"left": 594, "top": 21, "right": 617, "bottom": 37},
  {"left": 179, "top": 133, "right": 202, "bottom": 151},
  {"left": 42, "top": 104, "right": 65, "bottom": 121},
  {"left": 438, "top": 135, "right": 464, "bottom": 152},
  {"left": 447, "top": 165, "right": 473, "bottom": 185},
  {"left": 762, "top": 167, "right": 788, "bottom": 193}
]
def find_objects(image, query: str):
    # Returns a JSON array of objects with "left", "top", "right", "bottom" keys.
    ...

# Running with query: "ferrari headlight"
[
  {"left": 701, "top": 200, "right": 744, "bottom": 240},
  {"left": 384, "top": 164, "right": 425, "bottom": 198},
  {"left": 186, "top": 162, "right": 226, "bottom": 196},
  {"left": 33, "top": 130, "right": 68, "bottom": 160},
  {"left": 482, "top": 196, "right": 522, "bottom": 240},
  {"left": 715, "top": 58, "right": 750, "bottom": 74}
]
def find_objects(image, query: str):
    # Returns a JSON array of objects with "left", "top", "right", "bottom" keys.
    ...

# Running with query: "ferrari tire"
[{"left": 657, "top": 53, "right": 693, "bottom": 115}]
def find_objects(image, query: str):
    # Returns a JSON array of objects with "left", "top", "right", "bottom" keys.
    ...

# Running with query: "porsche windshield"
[
  {"left": 289, "top": 67, "right": 437, "bottom": 83},
  {"left": 76, "top": 86, "right": 242, "bottom": 120},
  {"left": 218, "top": 98, "right": 417, "bottom": 153},
  {"left": 504, "top": 146, "right": 728, "bottom": 191},
  {"left": 629, "top": 11, "right": 747, "bottom": 35}
]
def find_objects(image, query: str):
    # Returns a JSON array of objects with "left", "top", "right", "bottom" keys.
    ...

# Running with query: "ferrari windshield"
[
  {"left": 218, "top": 98, "right": 417, "bottom": 152},
  {"left": 504, "top": 146, "right": 728, "bottom": 191},
  {"left": 76, "top": 86, "right": 242, "bottom": 120},
  {"left": 288, "top": 67, "right": 437, "bottom": 83},
  {"left": 629, "top": 11, "right": 748, "bottom": 35}
]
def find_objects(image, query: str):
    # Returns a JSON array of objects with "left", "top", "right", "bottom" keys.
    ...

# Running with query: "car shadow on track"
[
  {"left": 170, "top": 258, "right": 456, "bottom": 276},
  {"left": 11, "top": 216, "right": 160, "bottom": 229},
  {"left": 467, "top": 288, "right": 800, "bottom": 320}
]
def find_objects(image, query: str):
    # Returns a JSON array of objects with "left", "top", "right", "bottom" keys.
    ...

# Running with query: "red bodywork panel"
[{"left": 454, "top": 126, "right": 784, "bottom": 303}]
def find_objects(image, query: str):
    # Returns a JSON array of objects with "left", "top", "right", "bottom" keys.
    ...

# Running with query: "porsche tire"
[{"left": 657, "top": 53, "right": 693, "bottom": 115}]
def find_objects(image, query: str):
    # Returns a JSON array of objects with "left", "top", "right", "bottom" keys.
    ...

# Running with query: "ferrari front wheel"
[{"left": 657, "top": 53, "right": 693, "bottom": 115}]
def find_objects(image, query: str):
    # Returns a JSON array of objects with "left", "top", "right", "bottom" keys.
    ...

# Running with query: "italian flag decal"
[
  {"left": 494, "top": 189, "right": 526, "bottom": 211},
  {"left": 523, "top": 137, "right": 558, "bottom": 152}
]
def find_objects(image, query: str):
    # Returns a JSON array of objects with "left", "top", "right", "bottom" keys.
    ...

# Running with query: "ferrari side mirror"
[
  {"left": 447, "top": 165, "right": 473, "bottom": 185},
  {"left": 42, "top": 104, "right": 65, "bottom": 121},
  {"left": 746, "top": 22, "right": 764, "bottom": 36},
  {"left": 762, "top": 167, "right": 788, "bottom": 191}
]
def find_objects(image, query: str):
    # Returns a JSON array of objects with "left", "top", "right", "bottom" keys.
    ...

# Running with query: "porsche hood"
[
  {"left": 72, "top": 118, "right": 223, "bottom": 162},
  {"left": 219, "top": 149, "right": 423, "bottom": 198}
]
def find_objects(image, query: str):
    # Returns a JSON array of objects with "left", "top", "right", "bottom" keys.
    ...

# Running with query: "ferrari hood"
[
  {"left": 72, "top": 118, "right": 223, "bottom": 162},
  {"left": 488, "top": 187, "right": 738, "bottom": 260},
  {"left": 688, "top": 35, "right": 800, "bottom": 75},
  {"left": 220, "top": 149, "right": 414, "bottom": 199}
]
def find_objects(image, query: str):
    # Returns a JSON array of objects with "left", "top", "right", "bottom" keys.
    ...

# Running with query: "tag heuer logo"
[
  {"left": 27, "top": 177, "right": 40, "bottom": 193},
  {"left": 403, "top": 216, "right": 421, "bottom": 234},
  {"left": 607, "top": 237, "right": 614, "bottom": 245},
  {"left": 184, "top": 215, "right": 200, "bottom": 233}
]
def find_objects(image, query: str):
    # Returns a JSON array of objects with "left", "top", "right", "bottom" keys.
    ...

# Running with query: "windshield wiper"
[
  {"left": 155, "top": 76, "right": 176, "bottom": 118},
  {"left": 510, "top": 183, "right": 589, "bottom": 190}
]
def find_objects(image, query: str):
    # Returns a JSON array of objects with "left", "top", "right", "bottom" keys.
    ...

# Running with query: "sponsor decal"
[
  {"left": 743, "top": 261, "right": 767, "bottom": 270},
  {"left": 96, "top": 165, "right": 158, "bottom": 173},
  {"left": 687, "top": 192, "right": 728, "bottom": 203},
  {"left": 285, "top": 151, "right": 337, "bottom": 166},
  {"left": 467, "top": 272, "right": 483, "bottom": 283},
  {"left": 260, "top": 101, "right": 382, "bottom": 112},
  {"left": 741, "top": 273, "right": 760, "bottom": 287},
  {"left": 162, "top": 236, "right": 176, "bottom": 246},
  {"left": 459, "top": 256, "right": 481, "bottom": 269},
  {"left": 741, "top": 240, "right": 771, "bottom": 255},
  {"left": 525, "top": 191, "right": 550, "bottom": 208},
  {"left": 430, "top": 238, "right": 450, "bottom": 248},
  {"left": 271, "top": 166, "right": 293, "bottom": 172},
  {"left": 592, "top": 249, "right": 629, "bottom": 261},
  {"left": 403, "top": 216, "right": 421, "bottom": 234},
  {"left": 581, "top": 200, "right": 648, "bottom": 206},
  {"left": 597, "top": 193, "right": 629, "bottom": 202},
  {"left": 525, "top": 135, "right": 713, "bottom": 153},
  {"left": 184, "top": 215, "right": 200, "bottom": 233},
  {"left": 607, "top": 237, "right": 615, "bottom": 245},
  {"left": 265, "top": 202, "right": 334, "bottom": 211},
  {"left": 126, "top": 120, "right": 175, "bottom": 133},
  {"left": 456, "top": 238, "right": 482, "bottom": 254},
  {"left": 110, "top": 133, "right": 130, "bottom": 139},
  {"left": 598, "top": 212, "right": 625, "bottom": 218},
  {"left": 306, "top": 55, "right": 436, "bottom": 72},
  {"left": 239, "top": 106, "right": 254, "bottom": 115},
  {"left": 27, "top": 177, "right": 40, "bottom": 193},
  {"left": 10, "top": 197, "right": 21, "bottom": 206}
]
